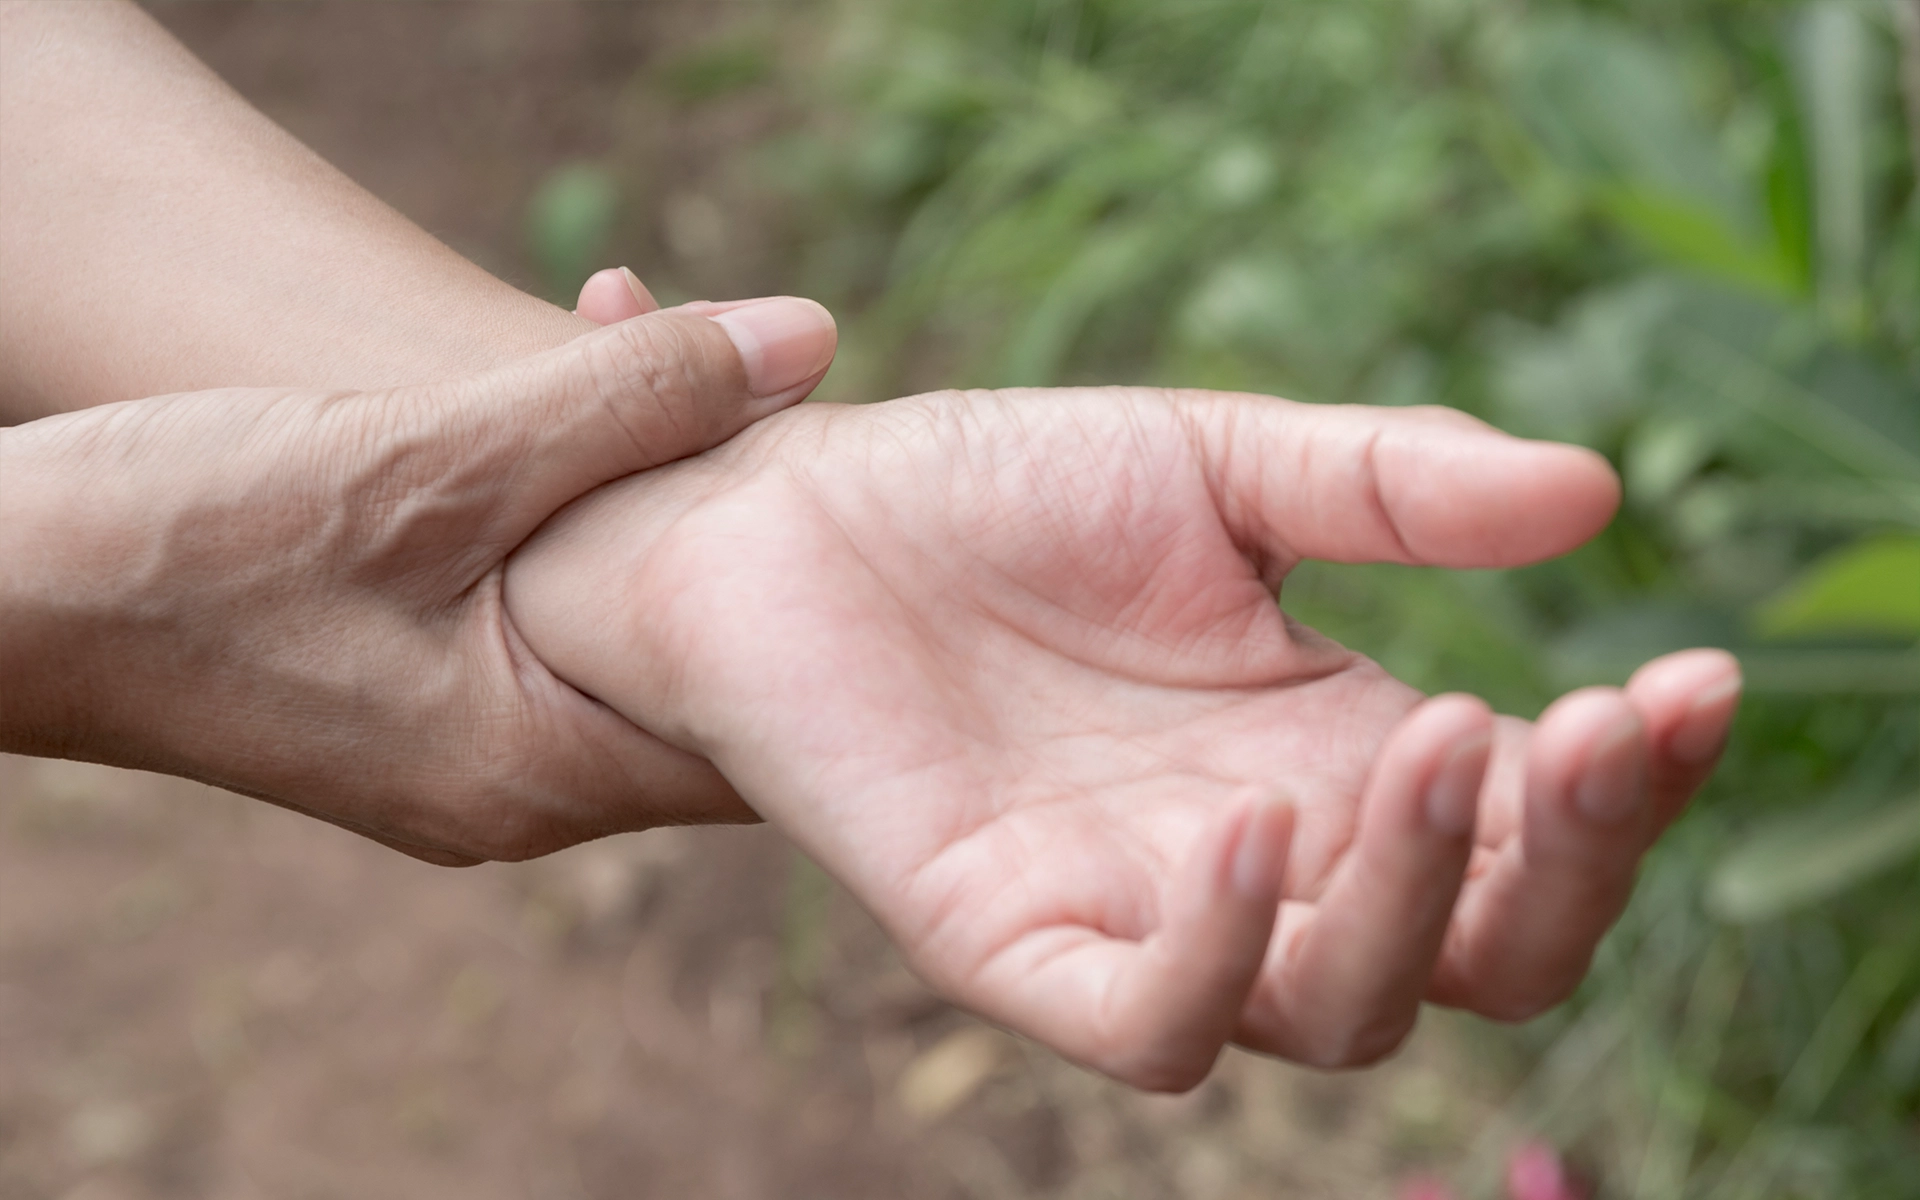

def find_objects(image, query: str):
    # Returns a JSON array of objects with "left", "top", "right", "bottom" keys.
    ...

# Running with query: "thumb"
[
  {"left": 1183, "top": 395, "right": 1620, "bottom": 571},
  {"left": 574, "top": 266, "right": 659, "bottom": 323},
  {"left": 395, "top": 295, "right": 835, "bottom": 546}
]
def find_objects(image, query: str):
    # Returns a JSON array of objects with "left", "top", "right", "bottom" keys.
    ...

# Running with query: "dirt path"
[{"left": 0, "top": 754, "right": 1489, "bottom": 1200}]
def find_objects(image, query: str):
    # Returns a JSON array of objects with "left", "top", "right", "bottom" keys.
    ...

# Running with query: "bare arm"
[
  {"left": 0, "top": 0, "right": 839, "bottom": 858},
  {"left": 0, "top": 0, "right": 593, "bottom": 421}
]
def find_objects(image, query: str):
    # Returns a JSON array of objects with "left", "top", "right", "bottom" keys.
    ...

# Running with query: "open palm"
[{"left": 507, "top": 388, "right": 1739, "bottom": 1088}]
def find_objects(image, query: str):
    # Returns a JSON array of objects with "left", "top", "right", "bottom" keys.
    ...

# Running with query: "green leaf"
[
  {"left": 1508, "top": 16, "right": 1756, "bottom": 235},
  {"left": 526, "top": 163, "right": 619, "bottom": 303},
  {"left": 1597, "top": 185, "right": 1796, "bottom": 296},
  {"left": 1791, "top": 2, "right": 1877, "bottom": 319},
  {"left": 1707, "top": 792, "right": 1920, "bottom": 923},
  {"left": 1754, "top": 535, "right": 1920, "bottom": 641},
  {"left": 1762, "top": 68, "right": 1816, "bottom": 299}
]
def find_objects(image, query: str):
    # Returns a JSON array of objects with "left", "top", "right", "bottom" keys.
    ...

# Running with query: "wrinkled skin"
[
  {"left": 0, "top": 305, "right": 833, "bottom": 864},
  {"left": 506, "top": 388, "right": 1740, "bottom": 1088}
]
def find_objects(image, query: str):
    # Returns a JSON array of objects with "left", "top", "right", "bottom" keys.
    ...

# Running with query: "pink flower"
[
  {"left": 1397, "top": 1140, "right": 1590, "bottom": 1200},
  {"left": 1506, "top": 1141, "right": 1586, "bottom": 1200}
]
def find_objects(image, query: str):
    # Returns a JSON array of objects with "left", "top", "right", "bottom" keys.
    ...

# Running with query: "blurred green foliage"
[
  {"left": 527, "top": 161, "right": 620, "bottom": 302},
  {"left": 672, "top": 0, "right": 1920, "bottom": 1192},
  {"left": 1756, "top": 534, "right": 1920, "bottom": 638},
  {"left": 659, "top": 31, "right": 778, "bottom": 104}
]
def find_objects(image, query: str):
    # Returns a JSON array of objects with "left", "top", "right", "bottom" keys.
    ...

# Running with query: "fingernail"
[
  {"left": 1230, "top": 799, "right": 1288, "bottom": 897},
  {"left": 618, "top": 266, "right": 657, "bottom": 311},
  {"left": 1425, "top": 732, "right": 1490, "bottom": 837},
  {"left": 709, "top": 296, "right": 837, "bottom": 398},
  {"left": 1668, "top": 674, "right": 1741, "bottom": 765},
  {"left": 1574, "top": 714, "right": 1646, "bottom": 824}
]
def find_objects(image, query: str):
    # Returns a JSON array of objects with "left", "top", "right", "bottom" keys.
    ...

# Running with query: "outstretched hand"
[{"left": 506, "top": 388, "right": 1739, "bottom": 1088}]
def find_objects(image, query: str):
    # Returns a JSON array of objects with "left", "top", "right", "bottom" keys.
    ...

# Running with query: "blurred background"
[{"left": 2, "top": 1, "right": 1917, "bottom": 1197}]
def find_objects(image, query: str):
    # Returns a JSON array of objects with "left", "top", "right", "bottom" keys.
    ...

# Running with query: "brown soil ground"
[
  {"left": 2, "top": 5, "right": 1512, "bottom": 1198},
  {"left": 0, "top": 755, "right": 1500, "bottom": 1200}
]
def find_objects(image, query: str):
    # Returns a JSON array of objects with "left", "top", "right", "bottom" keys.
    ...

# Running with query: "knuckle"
[
  {"left": 577, "top": 317, "right": 735, "bottom": 466},
  {"left": 1410, "top": 403, "right": 1492, "bottom": 432}
]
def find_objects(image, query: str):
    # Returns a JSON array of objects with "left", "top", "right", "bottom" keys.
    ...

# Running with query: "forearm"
[
  {"left": 0, "top": 429, "right": 83, "bottom": 755},
  {"left": 0, "top": 0, "right": 591, "bottom": 422}
]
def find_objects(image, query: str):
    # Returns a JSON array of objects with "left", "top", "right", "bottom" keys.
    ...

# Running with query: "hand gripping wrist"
[{"left": 0, "top": 302, "right": 834, "bottom": 860}]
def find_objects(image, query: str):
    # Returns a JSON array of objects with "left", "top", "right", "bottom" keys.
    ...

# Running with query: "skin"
[
  {"left": 1, "top": 2, "right": 1741, "bottom": 1089},
  {"left": 0, "top": 0, "right": 840, "bottom": 861},
  {"left": 505, "top": 388, "right": 1741, "bottom": 1087},
  {"left": 0, "top": 303, "right": 835, "bottom": 864},
  {"left": 0, "top": 0, "right": 597, "bottom": 420}
]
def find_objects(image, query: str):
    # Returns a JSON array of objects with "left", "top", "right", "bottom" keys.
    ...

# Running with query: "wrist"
[
  {"left": 503, "top": 455, "right": 751, "bottom": 801},
  {"left": 0, "top": 422, "right": 98, "bottom": 757},
  {"left": 0, "top": 411, "right": 222, "bottom": 779}
]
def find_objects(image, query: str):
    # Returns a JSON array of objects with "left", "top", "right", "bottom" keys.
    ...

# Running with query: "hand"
[
  {"left": 505, "top": 389, "right": 1741, "bottom": 1087},
  {"left": 0, "top": 296, "right": 837, "bottom": 864}
]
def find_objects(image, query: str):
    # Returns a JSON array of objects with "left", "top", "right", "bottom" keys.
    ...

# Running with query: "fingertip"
[
  {"left": 1529, "top": 689, "right": 1624, "bottom": 787},
  {"left": 1226, "top": 793, "right": 1294, "bottom": 900},
  {"left": 709, "top": 296, "right": 839, "bottom": 405},
  {"left": 1577, "top": 714, "right": 1648, "bottom": 826},
  {"left": 1675, "top": 674, "right": 1741, "bottom": 768},
  {"left": 1382, "top": 429, "right": 1620, "bottom": 568},
  {"left": 1425, "top": 718, "right": 1493, "bottom": 840},
  {"left": 1532, "top": 688, "right": 1648, "bottom": 827},
  {"left": 1534, "top": 686, "right": 1639, "bottom": 745},
  {"left": 1553, "top": 441, "right": 1623, "bottom": 523},
  {"left": 1416, "top": 692, "right": 1496, "bottom": 740},
  {"left": 1626, "top": 648, "right": 1742, "bottom": 767},
  {"left": 575, "top": 267, "right": 657, "bottom": 324},
  {"left": 1498, "top": 439, "right": 1620, "bottom": 558},
  {"left": 1371, "top": 695, "right": 1493, "bottom": 837},
  {"left": 1626, "top": 646, "right": 1742, "bottom": 699}
]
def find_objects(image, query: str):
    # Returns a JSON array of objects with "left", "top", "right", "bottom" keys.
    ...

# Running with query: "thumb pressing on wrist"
[
  {"left": 398, "top": 290, "right": 836, "bottom": 550},
  {"left": 574, "top": 271, "right": 834, "bottom": 405}
]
